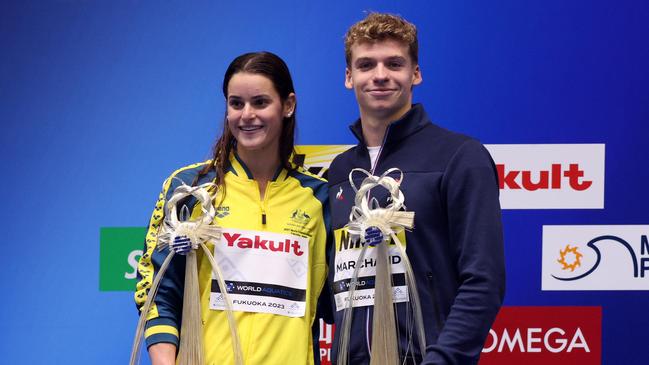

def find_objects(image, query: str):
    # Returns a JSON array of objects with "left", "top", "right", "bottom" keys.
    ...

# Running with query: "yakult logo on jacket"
[
  {"left": 480, "top": 306, "right": 601, "bottom": 365},
  {"left": 542, "top": 225, "right": 649, "bottom": 290},
  {"left": 222, "top": 231, "right": 305, "bottom": 256},
  {"left": 484, "top": 144, "right": 605, "bottom": 209}
]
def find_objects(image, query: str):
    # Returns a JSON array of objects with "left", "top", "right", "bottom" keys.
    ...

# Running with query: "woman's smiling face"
[{"left": 226, "top": 72, "right": 293, "bottom": 156}]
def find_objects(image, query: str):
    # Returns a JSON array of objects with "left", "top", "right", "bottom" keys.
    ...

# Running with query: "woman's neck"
[{"left": 236, "top": 148, "right": 281, "bottom": 199}]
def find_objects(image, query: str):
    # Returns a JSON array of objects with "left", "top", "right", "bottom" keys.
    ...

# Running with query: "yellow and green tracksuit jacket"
[{"left": 135, "top": 153, "right": 329, "bottom": 364}]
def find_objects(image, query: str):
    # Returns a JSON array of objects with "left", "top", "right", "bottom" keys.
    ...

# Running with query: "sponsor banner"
[
  {"left": 99, "top": 227, "right": 146, "bottom": 291},
  {"left": 318, "top": 306, "right": 601, "bottom": 365},
  {"left": 485, "top": 144, "right": 605, "bottom": 209},
  {"left": 332, "top": 228, "right": 409, "bottom": 311},
  {"left": 209, "top": 228, "right": 309, "bottom": 317},
  {"left": 318, "top": 319, "right": 334, "bottom": 365},
  {"left": 480, "top": 306, "right": 601, "bottom": 365},
  {"left": 294, "top": 145, "right": 353, "bottom": 179},
  {"left": 542, "top": 225, "right": 649, "bottom": 290}
]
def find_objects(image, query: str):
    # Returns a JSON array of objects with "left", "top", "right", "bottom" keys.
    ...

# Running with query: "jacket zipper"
[
  {"left": 365, "top": 124, "right": 392, "bottom": 355},
  {"left": 258, "top": 181, "right": 269, "bottom": 226},
  {"left": 261, "top": 191, "right": 268, "bottom": 226}
]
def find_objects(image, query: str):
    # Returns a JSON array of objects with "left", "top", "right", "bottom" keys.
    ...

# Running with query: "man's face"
[{"left": 345, "top": 39, "right": 422, "bottom": 122}]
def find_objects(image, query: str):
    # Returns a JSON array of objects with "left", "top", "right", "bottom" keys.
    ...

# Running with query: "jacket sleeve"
[
  {"left": 134, "top": 176, "right": 186, "bottom": 348},
  {"left": 308, "top": 177, "right": 332, "bottom": 365},
  {"left": 423, "top": 140, "right": 506, "bottom": 364},
  {"left": 315, "top": 193, "right": 335, "bottom": 325},
  {"left": 311, "top": 175, "right": 333, "bottom": 324}
]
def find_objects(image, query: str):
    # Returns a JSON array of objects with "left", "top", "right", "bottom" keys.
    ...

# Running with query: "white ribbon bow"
[
  {"left": 157, "top": 180, "right": 222, "bottom": 251},
  {"left": 346, "top": 167, "right": 414, "bottom": 241}
]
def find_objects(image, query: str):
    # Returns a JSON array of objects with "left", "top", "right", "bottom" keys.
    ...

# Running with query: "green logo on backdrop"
[{"left": 99, "top": 227, "right": 146, "bottom": 291}]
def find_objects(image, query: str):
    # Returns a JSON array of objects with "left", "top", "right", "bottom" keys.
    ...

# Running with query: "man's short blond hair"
[{"left": 344, "top": 12, "right": 418, "bottom": 66}]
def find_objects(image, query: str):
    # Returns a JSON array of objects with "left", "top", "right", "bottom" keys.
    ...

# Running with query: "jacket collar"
[
  {"left": 349, "top": 103, "right": 430, "bottom": 148},
  {"left": 228, "top": 151, "right": 287, "bottom": 182}
]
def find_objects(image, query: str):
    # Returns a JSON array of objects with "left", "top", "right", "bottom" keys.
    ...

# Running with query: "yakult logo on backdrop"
[
  {"left": 484, "top": 144, "right": 605, "bottom": 209},
  {"left": 542, "top": 225, "right": 649, "bottom": 290},
  {"left": 496, "top": 163, "right": 592, "bottom": 191},
  {"left": 480, "top": 306, "right": 601, "bottom": 365},
  {"left": 318, "top": 319, "right": 333, "bottom": 363}
]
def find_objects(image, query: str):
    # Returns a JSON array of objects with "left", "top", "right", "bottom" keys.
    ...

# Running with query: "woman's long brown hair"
[{"left": 194, "top": 51, "right": 297, "bottom": 197}]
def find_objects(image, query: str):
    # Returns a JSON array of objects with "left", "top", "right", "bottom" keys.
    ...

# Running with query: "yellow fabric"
[
  {"left": 144, "top": 325, "right": 180, "bottom": 338},
  {"left": 138, "top": 156, "right": 328, "bottom": 365},
  {"left": 135, "top": 161, "right": 208, "bottom": 314}
]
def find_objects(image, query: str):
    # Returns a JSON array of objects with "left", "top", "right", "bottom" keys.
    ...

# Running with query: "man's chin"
[
  {"left": 364, "top": 101, "right": 396, "bottom": 113},
  {"left": 363, "top": 103, "right": 410, "bottom": 120}
]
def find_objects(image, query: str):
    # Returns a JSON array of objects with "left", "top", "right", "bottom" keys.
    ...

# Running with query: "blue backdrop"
[{"left": 1, "top": 1, "right": 648, "bottom": 364}]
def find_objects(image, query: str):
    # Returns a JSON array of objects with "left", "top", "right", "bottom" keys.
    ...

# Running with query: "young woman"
[{"left": 134, "top": 52, "right": 329, "bottom": 365}]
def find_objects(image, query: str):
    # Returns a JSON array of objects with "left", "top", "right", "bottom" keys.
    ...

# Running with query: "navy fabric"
[{"left": 327, "top": 104, "right": 506, "bottom": 365}]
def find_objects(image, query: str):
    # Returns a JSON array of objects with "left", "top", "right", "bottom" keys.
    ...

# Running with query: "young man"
[{"left": 326, "top": 13, "right": 505, "bottom": 364}]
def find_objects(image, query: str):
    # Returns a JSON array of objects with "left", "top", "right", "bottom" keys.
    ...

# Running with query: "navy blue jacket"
[{"left": 326, "top": 104, "right": 505, "bottom": 364}]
